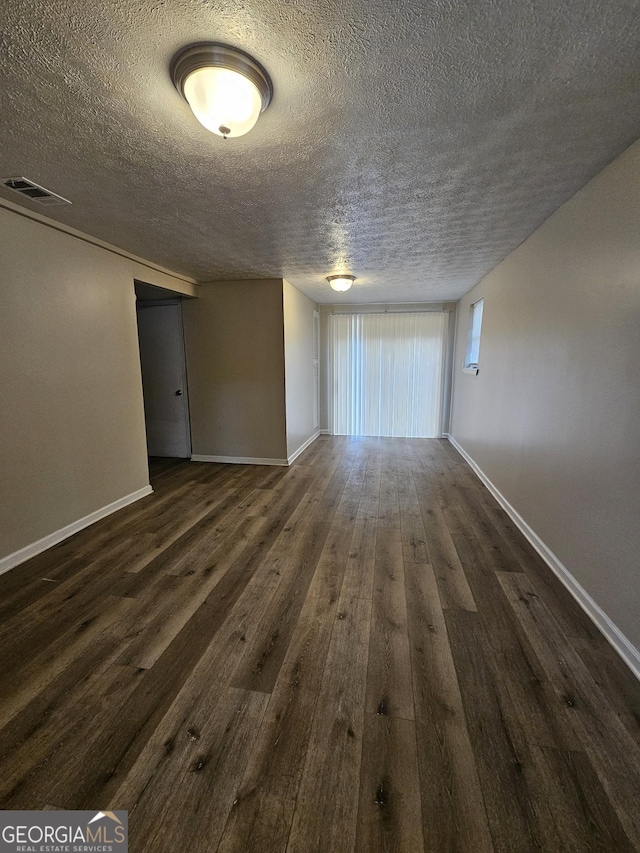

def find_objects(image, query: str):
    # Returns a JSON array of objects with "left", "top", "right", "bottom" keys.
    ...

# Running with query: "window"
[
  {"left": 329, "top": 311, "right": 447, "bottom": 437},
  {"left": 464, "top": 298, "right": 484, "bottom": 373}
]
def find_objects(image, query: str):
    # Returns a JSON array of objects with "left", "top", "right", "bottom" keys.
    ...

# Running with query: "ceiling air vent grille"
[{"left": 1, "top": 177, "right": 71, "bottom": 206}]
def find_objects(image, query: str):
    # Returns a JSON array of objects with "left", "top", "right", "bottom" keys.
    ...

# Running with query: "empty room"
[{"left": 1, "top": 0, "right": 639, "bottom": 851}]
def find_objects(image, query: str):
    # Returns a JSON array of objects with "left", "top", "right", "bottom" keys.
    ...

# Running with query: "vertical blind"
[
  {"left": 330, "top": 311, "right": 447, "bottom": 438},
  {"left": 312, "top": 309, "right": 320, "bottom": 430}
]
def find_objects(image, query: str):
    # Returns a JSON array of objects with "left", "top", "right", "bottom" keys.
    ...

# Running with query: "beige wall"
[
  {"left": 319, "top": 302, "right": 457, "bottom": 434},
  {"left": 0, "top": 207, "right": 150, "bottom": 562},
  {"left": 283, "top": 280, "right": 317, "bottom": 458},
  {"left": 450, "top": 139, "right": 640, "bottom": 651},
  {"left": 132, "top": 263, "right": 199, "bottom": 298},
  {"left": 182, "top": 280, "right": 288, "bottom": 461}
]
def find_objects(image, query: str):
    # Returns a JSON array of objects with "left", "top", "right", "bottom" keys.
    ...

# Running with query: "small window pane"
[{"left": 465, "top": 299, "right": 484, "bottom": 368}]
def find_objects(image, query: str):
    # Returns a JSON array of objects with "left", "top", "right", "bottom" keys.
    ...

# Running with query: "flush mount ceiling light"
[
  {"left": 327, "top": 274, "right": 355, "bottom": 292},
  {"left": 171, "top": 43, "right": 273, "bottom": 139}
]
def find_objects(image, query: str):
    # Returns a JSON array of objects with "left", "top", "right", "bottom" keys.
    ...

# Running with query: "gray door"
[{"left": 136, "top": 301, "right": 191, "bottom": 458}]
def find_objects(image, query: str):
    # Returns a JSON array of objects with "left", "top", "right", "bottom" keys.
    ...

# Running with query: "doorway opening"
[{"left": 135, "top": 281, "right": 191, "bottom": 459}]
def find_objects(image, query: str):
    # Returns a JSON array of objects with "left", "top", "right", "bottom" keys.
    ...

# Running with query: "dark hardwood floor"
[{"left": 1, "top": 436, "right": 639, "bottom": 852}]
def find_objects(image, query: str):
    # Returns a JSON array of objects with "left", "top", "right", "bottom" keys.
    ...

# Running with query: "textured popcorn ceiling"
[{"left": 1, "top": 0, "right": 639, "bottom": 303}]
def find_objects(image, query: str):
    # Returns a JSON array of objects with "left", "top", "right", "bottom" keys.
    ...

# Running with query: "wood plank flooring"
[{"left": 1, "top": 436, "right": 640, "bottom": 852}]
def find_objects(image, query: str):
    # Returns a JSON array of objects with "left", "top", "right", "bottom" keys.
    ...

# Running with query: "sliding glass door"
[{"left": 330, "top": 311, "right": 447, "bottom": 438}]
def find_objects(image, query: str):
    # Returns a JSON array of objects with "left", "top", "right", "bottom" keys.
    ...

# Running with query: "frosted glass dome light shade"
[
  {"left": 327, "top": 275, "right": 355, "bottom": 292},
  {"left": 183, "top": 67, "right": 262, "bottom": 137},
  {"left": 171, "top": 44, "right": 273, "bottom": 139}
]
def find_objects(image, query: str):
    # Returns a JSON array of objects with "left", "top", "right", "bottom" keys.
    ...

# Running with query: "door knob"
[{"left": 175, "top": 390, "right": 183, "bottom": 396}]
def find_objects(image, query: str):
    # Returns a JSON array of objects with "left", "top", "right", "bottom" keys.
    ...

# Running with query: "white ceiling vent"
[{"left": 1, "top": 177, "right": 71, "bottom": 206}]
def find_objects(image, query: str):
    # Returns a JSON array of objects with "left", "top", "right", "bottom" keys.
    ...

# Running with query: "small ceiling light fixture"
[
  {"left": 327, "top": 274, "right": 355, "bottom": 292},
  {"left": 171, "top": 43, "right": 273, "bottom": 139}
]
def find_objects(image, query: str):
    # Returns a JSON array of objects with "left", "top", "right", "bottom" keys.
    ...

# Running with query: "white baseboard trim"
[
  {"left": 191, "top": 454, "right": 288, "bottom": 466},
  {"left": 0, "top": 485, "right": 154, "bottom": 578},
  {"left": 319, "top": 429, "right": 331, "bottom": 435},
  {"left": 447, "top": 433, "right": 640, "bottom": 681},
  {"left": 287, "top": 431, "right": 321, "bottom": 465}
]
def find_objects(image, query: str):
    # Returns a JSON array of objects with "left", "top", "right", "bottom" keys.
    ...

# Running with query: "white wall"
[
  {"left": 182, "top": 280, "right": 288, "bottom": 462},
  {"left": 450, "top": 139, "right": 640, "bottom": 654},
  {"left": 283, "top": 280, "right": 318, "bottom": 459},
  {"left": 0, "top": 207, "right": 151, "bottom": 564}
]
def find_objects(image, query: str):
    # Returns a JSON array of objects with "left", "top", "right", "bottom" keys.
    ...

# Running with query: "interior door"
[{"left": 136, "top": 301, "right": 191, "bottom": 457}]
